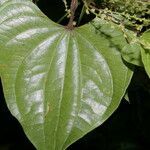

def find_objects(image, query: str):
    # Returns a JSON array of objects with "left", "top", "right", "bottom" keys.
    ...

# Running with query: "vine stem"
[{"left": 66, "top": 0, "right": 78, "bottom": 29}]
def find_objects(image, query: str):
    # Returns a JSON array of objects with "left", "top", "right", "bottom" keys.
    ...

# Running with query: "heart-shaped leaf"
[{"left": 0, "top": 1, "right": 132, "bottom": 150}]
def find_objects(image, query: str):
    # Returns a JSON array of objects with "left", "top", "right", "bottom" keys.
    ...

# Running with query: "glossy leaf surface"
[{"left": 0, "top": 1, "right": 132, "bottom": 149}]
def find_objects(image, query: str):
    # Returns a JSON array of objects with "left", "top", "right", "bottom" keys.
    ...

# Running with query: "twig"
[{"left": 66, "top": 0, "right": 78, "bottom": 29}]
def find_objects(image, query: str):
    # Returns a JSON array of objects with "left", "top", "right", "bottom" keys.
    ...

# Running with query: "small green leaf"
[
  {"left": 0, "top": 1, "right": 133, "bottom": 150},
  {"left": 121, "top": 43, "right": 143, "bottom": 66},
  {"left": 140, "top": 30, "right": 150, "bottom": 78},
  {"left": 124, "top": 92, "right": 130, "bottom": 103},
  {"left": 140, "top": 30, "right": 150, "bottom": 50},
  {"left": 141, "top": 48, "right": 150, "bottom": 78}
]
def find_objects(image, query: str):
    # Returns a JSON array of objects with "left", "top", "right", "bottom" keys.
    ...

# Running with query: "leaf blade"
[
  {"left": 63, "top": 18, "right": 133, "bottom": 148},
  {"left": 140, "top": 30, "right": 150, "bottom": 78},
  {"left": 0, "top": 2, "right": 133, "bottom": 150}
]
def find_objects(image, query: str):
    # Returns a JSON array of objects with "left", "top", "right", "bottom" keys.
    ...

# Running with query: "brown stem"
[{"left": 66, "top": 0, "right": 78, "bottom": 29}]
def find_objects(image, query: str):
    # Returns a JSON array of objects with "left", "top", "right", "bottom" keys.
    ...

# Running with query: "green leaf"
[
  {"left": 140, "top": 30, "right": 150, "bottom": 50},
  {"left": 121, "top": 43, "right": 143, "bottom": 66},
  {"left": 141, "top": 48, "right": 150, "bottom": 78},
  {"left": 89, "top": 18, "right": 143, "bottom": 66},
  {"left": 0, "top": 1, "right": 133, "bottom": 150},
  {"left": 63, "top": 18, "right": 133, "bottom": 148},
  {"left": 124, "top": 92, "right": 130, "bottom": 103},
  {"left": 140, "top": 30, "right": 150, "bottom": 78}
]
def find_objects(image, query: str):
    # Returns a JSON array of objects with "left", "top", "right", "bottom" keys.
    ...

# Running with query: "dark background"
[{"left": 0, "top": 0, "right": 150, "bottom": 149}]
